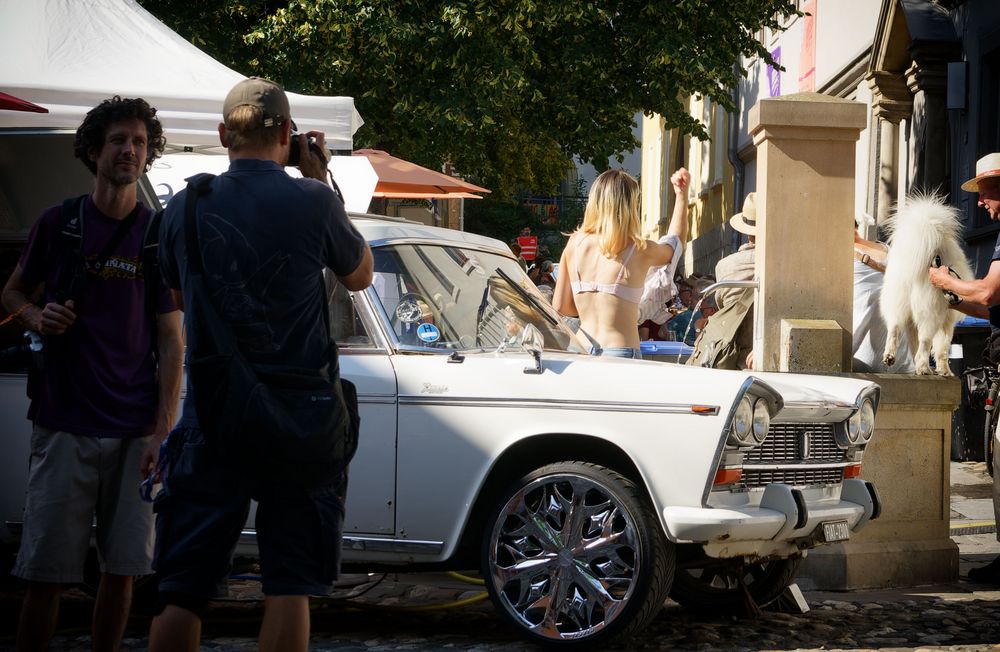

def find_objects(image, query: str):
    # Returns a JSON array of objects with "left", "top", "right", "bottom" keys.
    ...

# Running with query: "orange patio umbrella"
[{"left": 353, "top": 149, "right": 489, "bottom": 199}]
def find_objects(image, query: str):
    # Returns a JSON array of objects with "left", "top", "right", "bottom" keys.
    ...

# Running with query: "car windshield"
[{"left": 369, "top": 243, "right": 583, "bottom": 353}]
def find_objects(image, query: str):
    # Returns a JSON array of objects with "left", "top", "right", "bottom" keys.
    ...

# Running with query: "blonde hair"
[
  {"left": 224, "top": 105, "right": 284, "bottom": 152},
  {"left": 579, "top": 169, "right": 644, "bottom": 257}
]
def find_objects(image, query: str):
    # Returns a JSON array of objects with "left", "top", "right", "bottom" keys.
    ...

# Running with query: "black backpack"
[{"left": 181, "top": 174, "right": 359, "bottom": 487}]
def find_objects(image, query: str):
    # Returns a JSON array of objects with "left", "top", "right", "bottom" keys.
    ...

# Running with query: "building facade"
[{"left": 643, "top": 0, "right": 1000, "bottom": 278}]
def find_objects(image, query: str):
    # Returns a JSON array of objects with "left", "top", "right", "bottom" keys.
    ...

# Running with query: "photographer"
[
  {"left": 149, "top": 78, "right": 373, "bottom": 652},
  {"left": 1, "top": 97, "right": 182, "bottom": 652}
]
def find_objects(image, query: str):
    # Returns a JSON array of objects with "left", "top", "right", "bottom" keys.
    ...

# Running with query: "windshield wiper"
[
  {"left": 494, "top": 267, "right": 558, "bottom": 326},
  {"left": 475, "top": 286, "right": 490, "bottom": 348}
]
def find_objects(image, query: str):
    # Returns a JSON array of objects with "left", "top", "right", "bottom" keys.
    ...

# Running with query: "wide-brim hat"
[
  {"left": 961, "top": 153, "right": 1000, "bottom": 192},
  {"left": 729, "top": 192, "right": 757, "bottom": 235}
]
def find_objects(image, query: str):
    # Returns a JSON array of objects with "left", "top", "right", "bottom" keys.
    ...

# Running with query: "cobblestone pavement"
[
  {"left": 3, "top": 565, "right": 1000, "bottom": 651},
  {"left": 3, "top": 462, "right": 1000, "bottom": 651}
]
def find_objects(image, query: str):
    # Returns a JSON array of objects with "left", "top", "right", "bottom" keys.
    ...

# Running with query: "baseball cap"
[{"left": 222, "top": 77, "right": 290, "bottom": 127}]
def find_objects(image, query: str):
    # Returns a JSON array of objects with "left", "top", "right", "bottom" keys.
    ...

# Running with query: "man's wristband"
[{"left": 0, "top": 303, "right": 33, "bottom": 327}]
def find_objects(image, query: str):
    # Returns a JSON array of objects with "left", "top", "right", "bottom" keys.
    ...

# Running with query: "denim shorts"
[
  {"left": 588, "top": 345, "right": 641, "bottom": 359},
  {"left": 153, "top": 428, "right": 347, "bottom": 601}
]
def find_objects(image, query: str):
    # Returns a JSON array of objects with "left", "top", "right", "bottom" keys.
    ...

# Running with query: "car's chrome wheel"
[
  {"left": 482, "top": 462, "right": 672, "bottom": 646},
  {"left": 670, "top": 553, "right": 802, "bottom": 612}
]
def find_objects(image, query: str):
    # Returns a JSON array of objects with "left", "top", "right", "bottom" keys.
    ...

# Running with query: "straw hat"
[
  {"left": 729, "top": 192, "right": 757, "bottom": 235},
  {"left": 961, "top": 153, "right": 1000, "bottom": 192}
]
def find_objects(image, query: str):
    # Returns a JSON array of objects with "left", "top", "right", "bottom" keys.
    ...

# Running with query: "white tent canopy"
[{"left": 0, "top": 0, "right": 363, "bottom": 151}]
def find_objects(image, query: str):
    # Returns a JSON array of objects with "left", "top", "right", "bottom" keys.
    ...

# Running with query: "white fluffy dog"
[{"left": 880, "top": 194, "right": 972, "bottom": 375}]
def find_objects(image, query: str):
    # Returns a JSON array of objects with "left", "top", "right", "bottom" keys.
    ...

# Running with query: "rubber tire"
[
  {"left": 670, "top": 554, "right": 802, "bottom": 613},
  {"left": 481, "top": 461, "right": 674, "bottom": 648}
]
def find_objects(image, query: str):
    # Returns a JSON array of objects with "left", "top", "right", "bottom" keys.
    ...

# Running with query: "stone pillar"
[
  {"left": 748, "top": 93, "right": 867, "bottom": 372},
  {"left": 905, "top": 57, "right": 950, "bottom": 194},
  {"left": 798, "top": 374, "right": 960, "bottom": 590},
  {"left": 866, "top": 70, "right": 912, "bottom": 233}
]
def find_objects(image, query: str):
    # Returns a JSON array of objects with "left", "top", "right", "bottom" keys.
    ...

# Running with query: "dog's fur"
[{"left": 880, "top": 193, "right": 972, "bottom": 375}]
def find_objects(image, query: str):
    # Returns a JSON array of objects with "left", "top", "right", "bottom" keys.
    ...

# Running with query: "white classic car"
[{"left": 0, "top": 214, "right": 880, "bottom": 647}]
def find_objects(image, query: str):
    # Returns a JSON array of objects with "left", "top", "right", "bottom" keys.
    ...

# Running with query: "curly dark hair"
[{"left": 73, "top": 96, "right": 166, "bottom": 175}]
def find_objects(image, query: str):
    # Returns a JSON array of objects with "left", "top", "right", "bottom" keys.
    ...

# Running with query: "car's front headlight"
[
  {"left": 751, "top": 399, "right": 770, "bottom": 444},
  {"left": 858, "top": 398, "right": 876, "bottom": 442},
  {"left": 731, "top": 396, "right": 754, "bottom": 445}
]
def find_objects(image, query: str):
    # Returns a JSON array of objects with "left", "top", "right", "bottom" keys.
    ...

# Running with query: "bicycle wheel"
[{"left": 985, "top": 381, "right": 998, "bottom": 478}]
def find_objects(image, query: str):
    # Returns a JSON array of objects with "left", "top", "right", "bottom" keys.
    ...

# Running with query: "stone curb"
[{"left": 951, "top": 520, "right": 997, "bottom": 536}]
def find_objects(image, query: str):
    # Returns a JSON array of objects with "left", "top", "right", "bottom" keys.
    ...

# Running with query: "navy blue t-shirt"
[
  {"left": 991, "top": 231, "right": 1000, "bottom": 329},
  {"left": 159, "top": 159, "right": 367, "bottom": 428}
]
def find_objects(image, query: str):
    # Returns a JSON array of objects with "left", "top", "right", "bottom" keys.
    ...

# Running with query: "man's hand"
[
  {"left": 139, "top": 426, "right": 170, "bottom": 480},
  {"left": 929, "top": 265, "right": 952, "bottom": 290},
  {"left": 297, "top": 130, "right": 330, "bottom": 183},
  {"left": 39, "top": 299, "right": 76, "bottom": 335},
  {"left": 671, "top": 168, "right": 691, "bottom": 197}
]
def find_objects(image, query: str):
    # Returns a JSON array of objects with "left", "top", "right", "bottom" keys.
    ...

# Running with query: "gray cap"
[{"left": 223, "top": 77, "right": 290, "bottom": 127}]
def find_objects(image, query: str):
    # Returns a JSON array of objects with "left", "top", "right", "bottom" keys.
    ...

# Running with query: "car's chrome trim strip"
[
  {"left": 743, "top": 462, "right": 851, "bottom": 471},
  {"left": 398, "top": 395, "right": 718, "bottom": 415},
  {"left": 238, "top": 530, "right": 443, "bottom": 554},
  {"left": 359, "top": 393, "right": 397, "bottom": 405}
]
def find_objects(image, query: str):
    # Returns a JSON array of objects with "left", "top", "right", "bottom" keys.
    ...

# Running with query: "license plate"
[{"left": 821, "top": 520, "right": 850, "bottom": 542}]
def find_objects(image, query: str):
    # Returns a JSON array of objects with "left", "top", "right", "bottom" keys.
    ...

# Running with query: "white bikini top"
[{"left": 570, "top": 243, "right": 643, "bottom": 304}]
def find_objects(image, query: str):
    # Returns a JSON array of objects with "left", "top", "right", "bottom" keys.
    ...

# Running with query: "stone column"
[{"left": 748, "top": 93, "right": 867, "bottom": 372}]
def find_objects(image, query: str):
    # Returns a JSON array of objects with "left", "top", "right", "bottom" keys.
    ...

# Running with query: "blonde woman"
[{"left": 554, "top": 167, "right": 690, "bottom": 357}]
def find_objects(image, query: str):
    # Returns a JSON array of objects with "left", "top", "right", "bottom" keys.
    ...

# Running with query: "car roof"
[{"left": 348, "top": 212, "right": 511, "bottom": 255}]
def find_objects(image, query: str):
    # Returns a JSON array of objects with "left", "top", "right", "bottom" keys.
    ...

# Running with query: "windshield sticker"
[{"left": 417, "top": 322, "right": 441, "bottom": 343}]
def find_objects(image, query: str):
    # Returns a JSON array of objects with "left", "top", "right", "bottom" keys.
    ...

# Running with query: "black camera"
[{"left": 287, "top": 132, "right": 328, "bottom": 167}]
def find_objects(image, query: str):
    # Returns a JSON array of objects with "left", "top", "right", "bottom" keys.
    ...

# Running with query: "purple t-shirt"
[{"left": 18, "top": 196, "right": 176, "bottom": 437}]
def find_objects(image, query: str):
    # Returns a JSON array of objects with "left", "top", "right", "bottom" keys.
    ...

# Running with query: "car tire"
[
  {"left": 669, "top": 553, "right": 801, "bottom": 612},
  {"left": 481, "top": 461, "right": 673, "bottom": 647}
]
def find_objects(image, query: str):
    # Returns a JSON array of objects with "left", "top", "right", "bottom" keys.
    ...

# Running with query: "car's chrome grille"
[
  {"left": 740, "top": 423, "right": 847, "bottom": 489},
  {"left": 745, "top": 423, "right": 845, "bottom": 463},
  {"left": 742, "top": 467, "right": 845, "bottom": 488}
]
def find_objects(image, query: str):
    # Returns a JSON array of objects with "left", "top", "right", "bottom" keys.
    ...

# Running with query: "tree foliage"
[{"left": 140, "top": 1, "right": 798, "bottom": 198}]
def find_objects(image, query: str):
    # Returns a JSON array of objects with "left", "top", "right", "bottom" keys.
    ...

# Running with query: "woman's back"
[{"left": 567, "top": 233, "right": 663, "bottom": 349}]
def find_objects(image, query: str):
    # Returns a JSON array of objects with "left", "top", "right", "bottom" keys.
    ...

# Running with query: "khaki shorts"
[{"left": 12, "top": 426, "right": 155, "bottom": 583}]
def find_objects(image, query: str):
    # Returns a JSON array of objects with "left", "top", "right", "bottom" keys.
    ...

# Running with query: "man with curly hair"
[{"left": 1, "top": 97, "right": 183, "bottom": 651}]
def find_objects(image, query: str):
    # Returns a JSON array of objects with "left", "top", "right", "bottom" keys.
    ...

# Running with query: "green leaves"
[{"left": 139, "top": 0, "right": 797, "bottom": 198}]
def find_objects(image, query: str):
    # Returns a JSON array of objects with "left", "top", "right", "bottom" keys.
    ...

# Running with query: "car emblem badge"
[{"left": 801, "top": 431, "right": 811, "bottom": 459}]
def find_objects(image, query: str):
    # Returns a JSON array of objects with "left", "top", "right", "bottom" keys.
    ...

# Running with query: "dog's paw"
[
  {"left": 915, "top": 364, "right": 933, "bottom": 375},
  {"left": 883, "top": 353, "right": 896, "bottom": 367},
  {"left": 937, "top": 366, "right": 955, "bottom": 377}
]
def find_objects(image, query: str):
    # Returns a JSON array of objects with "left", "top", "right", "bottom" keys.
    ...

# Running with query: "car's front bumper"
[{"left": 661, "top": 479, "right": 880, "bottom": 558}]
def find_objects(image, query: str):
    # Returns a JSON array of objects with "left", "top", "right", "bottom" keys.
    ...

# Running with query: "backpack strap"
[
  {"left": 183, "top": 174, "right": 217, "bottom": 277},
  {"left": 143, "top": 208, "right": 164, "bottom": 360},
  {"left": 54, "top": 195, "right": 87, "bottom": 304}
]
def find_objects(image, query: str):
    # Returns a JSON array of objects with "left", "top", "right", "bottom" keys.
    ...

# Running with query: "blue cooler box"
[{"left": 640, "top": 340, "right": 694, "bottom": 363}]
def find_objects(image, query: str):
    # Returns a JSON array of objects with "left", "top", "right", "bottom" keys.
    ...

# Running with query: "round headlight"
[
  {"left": 752, "top": 399, "right": 770, "bottom": 443},
  {"left": 847, "top": 410, "right": 862, "bottom": 443},
  {"left": 733, "top": 397, "right": 753, "bottom": 444},
  {"left": 858, "top": 399, "right": 875, "bottom": 441}
]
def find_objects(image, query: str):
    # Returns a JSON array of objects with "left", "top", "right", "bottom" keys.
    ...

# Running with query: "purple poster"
[{"left": 767, "top": 46, "right": 781, "bottom": 97}]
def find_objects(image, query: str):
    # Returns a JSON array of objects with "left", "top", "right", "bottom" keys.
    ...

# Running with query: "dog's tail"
[{"left": 883, "top": 192, "right": 970, "bottom": 283}]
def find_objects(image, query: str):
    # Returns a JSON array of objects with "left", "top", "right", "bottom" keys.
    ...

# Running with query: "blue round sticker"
[{"left": 416, "top": 322, "right": 440, "bottom": 343}]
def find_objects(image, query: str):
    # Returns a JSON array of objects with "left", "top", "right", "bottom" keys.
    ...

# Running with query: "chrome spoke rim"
[{"left": 489, "top": 473, "right": 641, "bottom": 640}]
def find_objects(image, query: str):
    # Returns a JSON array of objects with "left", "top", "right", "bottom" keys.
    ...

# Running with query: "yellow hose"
[{"left": 446, "top": 571, "right": 485, "bottom": 585}]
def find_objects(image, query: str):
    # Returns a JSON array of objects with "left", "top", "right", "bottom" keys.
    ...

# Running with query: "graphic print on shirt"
[{"left": 200, "top": 211, "right": 289, "bottom": 353}]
